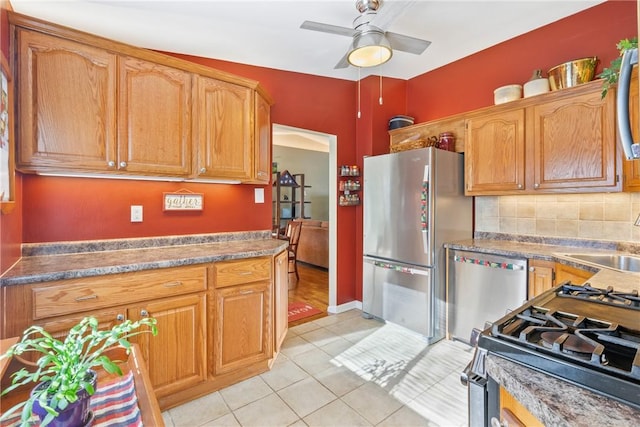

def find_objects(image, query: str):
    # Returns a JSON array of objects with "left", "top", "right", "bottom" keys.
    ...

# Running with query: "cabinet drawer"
[
  {"left": 214, "top": 257, "right": 271, "bottom": 288},
  {"left": 32, "top": 265, "right": 207, "bottom": 319}
]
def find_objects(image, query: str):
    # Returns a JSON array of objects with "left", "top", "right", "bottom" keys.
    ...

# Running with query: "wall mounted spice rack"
[{"left": 339, "top": 165, "right": 360, "bottom": 206}]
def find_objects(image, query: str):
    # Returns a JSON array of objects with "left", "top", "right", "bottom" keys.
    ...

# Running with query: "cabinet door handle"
[
  {"left": 529, "top": 267, "right": 535, "bottom": 272},
  {"left": 107, "top": 161, "right": 115, "bottom": 168},
  {"left": 75, "top": 294, "right": 98, "bottom": 302},
  {"left": 239, "top": 290, "right": 254, "bottom": 295},
  {"left": 163, "top": 281, "right": 183, "bottom": 288},
  {"left": 116, "top": 313, "right": 125, "bottom": 321},
  {"left": 140, "top": 309, "right": 149, "bottom": 317},
  {"left": 534, "top": 183, "right": 540, "bottom": 188},
  {"left": 200, "top": 167, "right": 206, "bottom": 173},
  {"left": 517, "top": 184, "right": 523, "bottom": 189},
  {"left": 119, "top": 161, "right": 127, "bottom": 168},
  {"left": 240, "top": 271, "right": 252, "bottom": 276}
]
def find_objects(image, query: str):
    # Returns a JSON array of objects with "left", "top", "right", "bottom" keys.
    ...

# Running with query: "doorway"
[{"left": 272, "top": 124, "right": 337, "bottom": 312}]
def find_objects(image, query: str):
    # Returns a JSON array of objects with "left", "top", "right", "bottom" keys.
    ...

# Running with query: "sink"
[{"left": 562, "top": 253, "right": 640, "bottom": 273}]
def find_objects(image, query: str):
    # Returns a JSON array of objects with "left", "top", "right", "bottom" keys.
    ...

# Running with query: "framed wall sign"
[
  {"left": 0, "top": 53, "right": 15, "bottom": 214},
  {"left": 163, "top": 190, "right": 204, "bottom": 211}
]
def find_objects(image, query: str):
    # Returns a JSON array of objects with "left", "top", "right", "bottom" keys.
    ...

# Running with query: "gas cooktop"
[{"left": 474, "top": 282, "right": 640, "bottom": 410}]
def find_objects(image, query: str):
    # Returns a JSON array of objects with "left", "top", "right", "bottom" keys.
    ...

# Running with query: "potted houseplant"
[
  {"left": 599, "top": 36, "right": 638, "bottom": 98},
  {"left": 0, "top": 316, "right": 157, "bottom": 427}
]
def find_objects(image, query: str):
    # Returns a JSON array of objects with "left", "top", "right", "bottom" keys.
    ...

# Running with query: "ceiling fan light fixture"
[{"left": 347, "top": 28, "right": 392, "bottom": 67}]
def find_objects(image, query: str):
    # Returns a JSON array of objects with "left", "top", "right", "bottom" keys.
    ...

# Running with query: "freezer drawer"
[
  {"left": 363, "top": 257, "right": 438, "bottom": 339},
  {"left": 448, "top": 250, "right": 527, "bottom": 344}
]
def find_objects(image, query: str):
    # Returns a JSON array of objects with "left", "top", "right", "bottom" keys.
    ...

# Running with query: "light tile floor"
[{"left": 162, "top": 309, "right": 473, "bottom": 427}]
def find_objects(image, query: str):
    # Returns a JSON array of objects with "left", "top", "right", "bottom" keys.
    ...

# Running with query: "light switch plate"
[
  {"left": 254, "top": 188, "right": 264, "bottom": 204},
  {"left": 131, "top": 205, "right": 143, "bottom": 222}
]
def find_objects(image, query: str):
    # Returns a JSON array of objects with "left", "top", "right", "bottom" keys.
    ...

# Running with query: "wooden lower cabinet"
[
  {"left": 130, "top": 293, "right": 207, "bottom": 400},
  {"left": 32, "top": 294, "right": 207, "bottom": 400},
  {"left": 499, "top": 386, "right": 543, "bottom": 427},
  {"left": 527, "top": 259, "right": 555, "bottom": 299},
  {"left": 274, "top": 250, "right": 288, "bottom": 353},
  {"left": 0, "top": 256, "right": 283, "bottom": 410},
  {"left": 555, "top": 263, "right": 594, "bottom": 284},
  {"left": 213, "top": 281, "right": 272, "bottom": 375},
  {"left": 210, "top": 256, "right": 273, "bottom": 379}
]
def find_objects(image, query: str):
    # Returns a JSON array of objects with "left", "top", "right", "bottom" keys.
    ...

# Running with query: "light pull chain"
[
  {"left": 378, "top": 50, "right": 383, "bottom": 105},
  {"left": 357, "top": 67, "right": 361, "bottom": 119}
]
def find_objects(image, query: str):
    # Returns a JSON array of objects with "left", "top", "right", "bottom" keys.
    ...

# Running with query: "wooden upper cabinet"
[
  {"left": 623, "top": 67, "right": 640, "bottom": 191},
  {"left": 465, "top": 108, "right": 526, "bottom": 194},
  {"left": 193, "top": 76, "right": 252, "bottom": 180},
  {"left": 465, "top": 80, "right": 620, "bottom": 195},
  {"left": 252, "top": 93, "right": 272, "bottom": 184},
  {"left": 11, "top": 13, "right": 272, "bottom": 183},
  {"left": 531, "top": 89, "right": 617, "bottom": 191},
  {"left": 16, "top": 29, "right": 117, "bottom": 172},
  {"left": 118, "top": 57, "right": 192, "bottom": 176}
]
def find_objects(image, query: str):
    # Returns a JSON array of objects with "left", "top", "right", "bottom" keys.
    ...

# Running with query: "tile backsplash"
[{"left": 475, "top": 193, "right": 640, "bottom": 243}]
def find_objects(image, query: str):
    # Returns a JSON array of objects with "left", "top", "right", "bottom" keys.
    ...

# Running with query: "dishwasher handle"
[{"left": 454, "top": 255, "right": 525, "bottom": 271}]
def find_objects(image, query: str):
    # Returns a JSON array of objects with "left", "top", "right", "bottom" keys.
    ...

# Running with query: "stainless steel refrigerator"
[{"left": 363, "top": 147, "right": 472, "bottom": 343}]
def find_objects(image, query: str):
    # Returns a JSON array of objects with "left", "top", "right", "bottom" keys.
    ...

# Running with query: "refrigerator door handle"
[
  {"left": 420, "top": 178, "right": 429, "bottom": 256},
  {"left": 453, "top": 255, "right": 525, "bottom": 271},
  {"left": 370, "top": 260, "right": 430, "bottom": 276}
]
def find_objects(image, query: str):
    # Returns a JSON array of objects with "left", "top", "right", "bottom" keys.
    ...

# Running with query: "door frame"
[{"left": 272, "top": 124, "right": 337, "bottom": 310}]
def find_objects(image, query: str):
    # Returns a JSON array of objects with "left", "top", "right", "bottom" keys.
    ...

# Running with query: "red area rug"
[{"left": 288, "top": 301, "right": 323, "bottom": 322}]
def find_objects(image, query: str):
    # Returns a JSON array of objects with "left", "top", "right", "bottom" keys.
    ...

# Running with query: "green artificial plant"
[
  {"left": 0, "top": 316, "right": 158, "bottom": 427},
  {"left": 599, "top": 36, "right": 638, "bottom": 99}
]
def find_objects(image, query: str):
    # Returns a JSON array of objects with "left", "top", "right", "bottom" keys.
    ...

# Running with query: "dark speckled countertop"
[
  {"left": 0, "top": 231, "right": 289, "bottom": 286},
  {"left": 486, "top": 355, "right": 640, "bottom": 426}
]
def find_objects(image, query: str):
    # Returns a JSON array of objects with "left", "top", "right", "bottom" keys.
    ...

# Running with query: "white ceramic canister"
[{"left": 523, "top": 70, "right": 550, "bottom": 98}]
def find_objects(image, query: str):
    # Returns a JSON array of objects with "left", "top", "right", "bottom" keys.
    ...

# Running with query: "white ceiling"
[{"left": 10, "top": 0, "right": 605, "bottom": 81}]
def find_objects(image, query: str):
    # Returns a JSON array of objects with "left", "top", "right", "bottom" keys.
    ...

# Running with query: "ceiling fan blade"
[
  {"left": 334, "top": 51, "right": 350, "bottom": 69},
  {"left": 385, "top": 31, "right": 431, "bottom": 55},
  {"left": 300, "top": 20, "right": 356, "bottom": 37},
  {"left": 370, "top": 0, "right": 417, "bottom": 30}
]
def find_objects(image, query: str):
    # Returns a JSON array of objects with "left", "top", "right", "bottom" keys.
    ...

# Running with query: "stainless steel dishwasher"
[{"left": 447, "top": 250, "right": 527, "bottom": 344}]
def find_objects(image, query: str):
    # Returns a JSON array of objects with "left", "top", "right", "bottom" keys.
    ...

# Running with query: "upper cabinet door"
[
  {"left": 16, "top": 30, "right": 117, "bottom": 172},
  {"left": 465, "top": 108, "right": 526, "bottom": 195},
  {"left": 531, "top": 89, "right": 617, "bottom": 191},
  {"left": 193, "top": 76, "right": 252, "bottom": 180},
  {"left": 623, "top": 67, "right": 640, "bottom": 191},
  {"left": 118, "top": 57, "right": 192, "bottom": 176},
  {"left": 253, "top": 93, "right": 271, "bottom": 184}
]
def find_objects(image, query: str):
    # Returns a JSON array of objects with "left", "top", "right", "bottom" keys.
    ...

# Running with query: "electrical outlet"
[
  {"left": 634, "top": 213, "right": 640, "bottom": 227},
  {"left": 131, "top": 205, "right": 143, "bottom": 223}
]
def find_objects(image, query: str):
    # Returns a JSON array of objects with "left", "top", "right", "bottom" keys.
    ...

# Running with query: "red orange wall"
[{"left": 408, "top": 0, "right": 637, "bottom": 121}]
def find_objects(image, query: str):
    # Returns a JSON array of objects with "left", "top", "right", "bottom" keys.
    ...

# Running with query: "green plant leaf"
[
  {"left": 0, "top": 315, "right": 158, "bottom": 423},
  {"left": 600, "top": 36, "right": 638, "bottom": 98}
]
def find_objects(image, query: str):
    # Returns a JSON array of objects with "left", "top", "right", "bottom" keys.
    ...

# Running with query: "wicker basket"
[{"left": 390, "top": 137, "right": 438, "bottom": 153}]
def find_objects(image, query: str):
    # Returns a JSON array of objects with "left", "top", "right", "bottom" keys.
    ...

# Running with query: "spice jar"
[{"left": 438, "top": 132, "right": 455, "bottom": 151}]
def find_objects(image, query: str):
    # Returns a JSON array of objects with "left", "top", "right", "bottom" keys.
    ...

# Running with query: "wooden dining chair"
[{"left": 285, "top": 220, "right": 303, "bottom": 280}]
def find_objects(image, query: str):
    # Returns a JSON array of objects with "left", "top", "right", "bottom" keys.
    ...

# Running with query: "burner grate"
[
  {"left": 491, "top": 306, "right": 640, "bottom": 379},
  {"left": 558, "top": 283, "right": 640, "bottom": 309}
]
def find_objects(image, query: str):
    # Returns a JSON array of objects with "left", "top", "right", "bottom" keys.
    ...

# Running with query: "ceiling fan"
[{"left": 300, "top": 0, "right": 431, "bottom": 69}]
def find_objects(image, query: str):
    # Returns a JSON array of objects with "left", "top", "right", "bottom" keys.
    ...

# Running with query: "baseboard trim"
[{"left": 327, "top": 300, "right": 362, "bottom": 314}]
